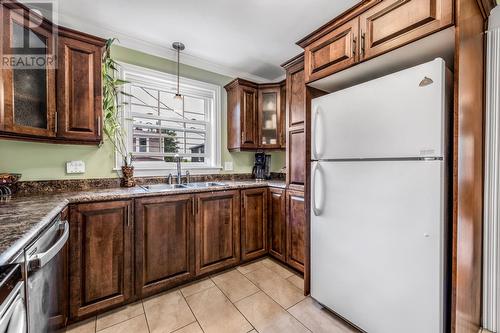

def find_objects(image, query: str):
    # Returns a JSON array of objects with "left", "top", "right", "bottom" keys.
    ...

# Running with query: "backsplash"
[{"left": 15, "top": 172, "right": 285, "bottom": 196}]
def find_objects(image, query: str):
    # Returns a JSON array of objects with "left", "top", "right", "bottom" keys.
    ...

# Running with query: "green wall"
[{"left": 0, "top": 45, "right": 285, "bottom": 181}]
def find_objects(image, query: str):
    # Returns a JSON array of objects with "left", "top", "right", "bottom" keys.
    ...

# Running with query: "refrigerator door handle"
[{"left": 312, "top": 162, "right": 324, "bottom": 216}]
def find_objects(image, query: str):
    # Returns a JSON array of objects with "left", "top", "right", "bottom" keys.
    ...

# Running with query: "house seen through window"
[{"left": 121, "top": 64, "right": 221, "bottom": 174}]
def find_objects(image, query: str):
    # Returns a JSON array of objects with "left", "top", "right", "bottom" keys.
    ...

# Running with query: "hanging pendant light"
[{"left": 172, "top": 42, "right": 185, "bottom": 113}]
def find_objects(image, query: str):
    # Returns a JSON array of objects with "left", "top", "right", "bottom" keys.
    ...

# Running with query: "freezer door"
[
  {"left": 311, "top": 58, "right": 447, "bottom": 160},
  {"left": 310, "top": 160, "right": 445, "bottom": 333}
]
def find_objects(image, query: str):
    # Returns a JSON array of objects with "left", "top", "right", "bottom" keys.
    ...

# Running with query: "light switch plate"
[
  {"left": 224, "top": 161, "right": 233, "bottom": 171},
  {"left": 66, "top": 160, "right": 86, "bottom": 174}
]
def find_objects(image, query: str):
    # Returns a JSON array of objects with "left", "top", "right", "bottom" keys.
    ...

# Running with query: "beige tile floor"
[{"left": 66, "top": 257, "right": 358, "bottom": 333}]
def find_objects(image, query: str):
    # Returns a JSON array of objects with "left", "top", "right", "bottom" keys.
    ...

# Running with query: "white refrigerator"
[{"left": 310, "top": 58, "right": 450, "bottom": 333}]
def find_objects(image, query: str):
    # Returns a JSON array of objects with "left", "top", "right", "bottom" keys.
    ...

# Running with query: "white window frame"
[{"left": 116, "top": 62, "right": 222, "bottom": 176}]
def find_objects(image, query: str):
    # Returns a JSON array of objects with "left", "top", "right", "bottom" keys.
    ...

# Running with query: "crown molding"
[{"left": 53, "top": 10, "right": 273, "bottom": 83}]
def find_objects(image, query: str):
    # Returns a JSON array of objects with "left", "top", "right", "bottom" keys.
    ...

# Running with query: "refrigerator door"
[
  {"left": 311, "top": 160, "right": 445, "bottom": 333},
  {"left": 311, "top": 58, "right": 447, "bottom": 160}
]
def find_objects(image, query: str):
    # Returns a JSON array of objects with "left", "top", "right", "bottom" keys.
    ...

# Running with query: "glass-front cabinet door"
[
  {"left": 1, "top": 4, "right": 56, "bottom": 137},
  {"left": 258, "top": 85, "right": 281, "bottom": 149}
]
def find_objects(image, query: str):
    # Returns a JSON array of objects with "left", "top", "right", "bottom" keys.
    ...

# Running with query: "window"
[{"left": 119, "top": 63, "right": 221, "bottom": 175}]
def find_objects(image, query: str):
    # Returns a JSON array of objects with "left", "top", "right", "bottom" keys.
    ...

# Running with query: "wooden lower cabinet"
[
  {"left": 241, "top": 188, "right": 268, "bottom": 261},
  {"left": 69, "top": 200, "right": 133, "bottom": 319},
  {"left": 135, "top": 194, "right": 195, "bottom": 298},
  {"left": 286, "top": 190, "right": 306, "bottom": 273},
  {"left": 65, "top": 187, "right": 306, "bottom": 322},
  {"left": 268, "top": 188, "right": 286, "bottom": 262},
  {"left": 195, "top": 190, "right": 241, "bottom": 275}
]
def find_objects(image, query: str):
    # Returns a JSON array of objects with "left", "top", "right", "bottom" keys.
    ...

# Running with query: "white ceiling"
[{"left": 49, "top": 0, "right": 360, "bottom": 82}]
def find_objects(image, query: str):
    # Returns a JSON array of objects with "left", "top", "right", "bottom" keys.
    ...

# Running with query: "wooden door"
[
  {"left": 57, "top": 35, "right": 104, "bottom": 142},
  {"left": 1, "top": 3, "right": 56, "bottom": 137},
  {"left": 195, "top": 190, "right": 241, "bottom": 275},
  {"left": 241, "top": 188, "right": 268, "bottom": 261},
  {"left": 240, "top": 86, "right": 258, "bottom": 148},
  {"left": 286, "top": 63, "right": 306, "bottom": 128},
  {"left": 288, "top": 128, "right": 306, "bottom": 189},
  {"left": 359, "top": 0, "right": 453, "bottom": 61},
  {"left": 69, "top": 200, "right": 133, "bottom": 319},
  {"left": 268, "top": 188, "right": 286, "bottom": 262},
  {"left": 304, "top": 17, "right": 359, "bottom": 82},
  {"left": 286, "top": 190, "right": 305, "bottom": 273},
  {"left": 135, "top": 195, "right": 195, "bottom": 298}
]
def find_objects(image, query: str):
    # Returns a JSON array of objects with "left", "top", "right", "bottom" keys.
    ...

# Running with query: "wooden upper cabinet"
[
  {"left": 0, "top": 3, "right": 56, "bottom": 137},
  {"left": 304, "top": 17, "right": 359, "bottom": 83},
  {"left": 286, "top": 190, "right": 306, "bottom": 273},
  {"left": 0, "top": 1, "right": 104, "bottom": 144},
  {"left": 57, "top": 34, "right": 104, "bottom": 142},
  {"left": 225, "top": 78, "right": 285, "bottom": 151},
  {"left": 286, "top": 61, "right": 306, "bottom": 128},
  {"left": 359, "top": 0, "right": 453, "bottom": 61},
  {"left": 195, "top": 190, "right": 241, "bottom": 275},
  {"left": 69, "top": 200, "right": 133, "bottom": 319},
  {"left": 241, "top": 85, "right": 259, "bottom": 148},
  {"left": 268, "top": 188, "right": 286, "bottom": 262},
  {"left": 135, "top": 194, "right": 195, "bottom": 298},
  {"left": 300, "top": 0, "right": 453, "bottom": 82},
  {"left": 225, "top": 79, "right": 258, "bottom": 150},
  {"left": 258, "top": 84, "right": 282, "bottom": 149},
  {"left": 241, "top": 188, "right": 268, "bottom": 261}
]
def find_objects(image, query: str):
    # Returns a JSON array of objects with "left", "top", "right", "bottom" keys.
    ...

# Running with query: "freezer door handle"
[
  {"left": 312, "top": 162, "right": 324, "bottom": 216},
  {"left": 312, "top": 106, "right": 322, "bottom": 160}
]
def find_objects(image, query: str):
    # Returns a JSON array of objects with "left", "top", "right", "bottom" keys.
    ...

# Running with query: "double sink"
[{"left": 140, "top": 182, "right": 227, "bottom": 192}]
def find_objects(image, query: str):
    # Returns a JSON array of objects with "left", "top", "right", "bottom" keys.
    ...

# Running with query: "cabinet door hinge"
[{"left": 360, "top": 32, "right": 366, "bottom": 58}]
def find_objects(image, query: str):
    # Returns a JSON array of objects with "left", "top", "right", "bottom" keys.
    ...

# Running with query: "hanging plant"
[{"left": 102, "top": 38, "right": 133, "bottom": 167}]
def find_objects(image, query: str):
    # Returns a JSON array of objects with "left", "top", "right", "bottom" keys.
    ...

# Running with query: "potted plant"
[{"left": 102, "top": 38, "right": 135, "bottom": 187}]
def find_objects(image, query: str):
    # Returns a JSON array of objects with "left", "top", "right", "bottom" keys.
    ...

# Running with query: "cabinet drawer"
[
  {"left": 304, "top": 18, "right": 359, "bottom": 83},
  {"left": 359, "top": 0, "right": 453, "bottom": 60}
]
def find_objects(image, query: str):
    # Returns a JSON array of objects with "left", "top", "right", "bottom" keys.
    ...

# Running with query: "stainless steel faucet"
[{"left": 175, "top": 154, "right": 182, "bottom": 184}]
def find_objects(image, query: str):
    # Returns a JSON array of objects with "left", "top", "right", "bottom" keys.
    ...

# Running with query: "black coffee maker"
[{"left": 252, "top": 152, "right": 271, "bottom": 180}]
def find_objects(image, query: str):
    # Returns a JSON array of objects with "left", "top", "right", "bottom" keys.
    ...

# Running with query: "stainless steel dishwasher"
[
  {"left": 25, "top": 215, "right": 69, "bottom": 333},
  {"left": 0, "top": 263, "right": 27, "bottom": 333}
]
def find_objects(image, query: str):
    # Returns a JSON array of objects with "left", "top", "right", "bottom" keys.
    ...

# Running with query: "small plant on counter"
[{"left": 102, "top": 38, "right": 135, "bottom": 187}]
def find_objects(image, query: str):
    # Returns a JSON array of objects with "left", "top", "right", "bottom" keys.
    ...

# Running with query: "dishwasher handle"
[{"left": 28, "top": 220, "right": 69, "bottom": 272}]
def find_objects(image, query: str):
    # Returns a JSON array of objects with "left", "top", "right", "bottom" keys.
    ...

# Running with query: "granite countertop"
[{"left": 0, "top": 180, "right": 286, "bottom": 265}]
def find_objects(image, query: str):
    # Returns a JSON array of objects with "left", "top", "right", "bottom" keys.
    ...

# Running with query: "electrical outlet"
[
  {"left": 224, "top": 161, "right": 233, "bottom": 171},
  {"left": 66, "top": 160, "right": 86, "bottom": 174}
]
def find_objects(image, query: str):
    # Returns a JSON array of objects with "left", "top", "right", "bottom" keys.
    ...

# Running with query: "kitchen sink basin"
[
  {"left": 184, "top": 182, "right": 227, "bottom": 188},
  {"left": 141, "top": 184, "right": 187, "bottom": 191}
]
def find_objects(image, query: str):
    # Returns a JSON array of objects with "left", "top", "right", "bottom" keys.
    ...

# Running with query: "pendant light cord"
[{"left": 177, "top": 47, "right": 180, "bottom": 95}]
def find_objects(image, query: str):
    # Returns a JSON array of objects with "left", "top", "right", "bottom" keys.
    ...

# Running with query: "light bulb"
[{"left": 173, "top": 93, "right": 183, "bottom": 112}]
